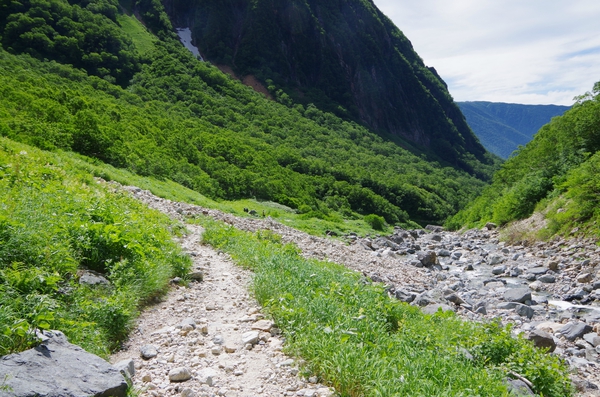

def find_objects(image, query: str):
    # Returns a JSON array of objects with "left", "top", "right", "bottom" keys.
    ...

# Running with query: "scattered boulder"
[
  {"left": 168, "top": 367, "right": 192, "bottom": 382},
  {"left": 0, "top": 330, "right": 127, "bottom": 397},
  {"left": 421, "top": 304, "right": 454, "bottom": 315},
  {"left": 527, "top": 329, "right": 556, "bottom": 352},
  {"left": 78, "top": 270, "right": 109, "bottom": 286},
  {"left": 393, "top": 289, "right": 416, "bottom": 303},
  {"left": 504, "top": 288, "right": 532, "bottom": 304},
  {"left": 417, "top": 251, "right": 438, "bottom": 267},
  {"left": 560, "top": 322, "right": 593, "bottom": 341},
  {"left": 140, "top": 344, "right": 158, "bottom": 360},
  {"left": 242, "top": 331, "right": 260, "bottom": 346}
]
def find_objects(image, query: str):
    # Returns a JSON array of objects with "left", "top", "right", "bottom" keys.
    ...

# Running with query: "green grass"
[
  {"left": 199, "top": 217, "right": 573, "bottom": 397},
  {"left": 60, "top": 153, "right": 400, "bottom": 238},
  {"left": 0, "top": 138, "right": 191, "bottom": 357},
  {"left": 117, "top": 13, "right": 156, "bottom": 55}
]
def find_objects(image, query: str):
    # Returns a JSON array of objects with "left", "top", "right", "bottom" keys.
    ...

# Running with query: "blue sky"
[{"left": 373, "top": 0, "right": 600, "bottom": 105}]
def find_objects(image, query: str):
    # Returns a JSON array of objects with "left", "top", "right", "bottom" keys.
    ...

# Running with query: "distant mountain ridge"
[
  {"left": 160, "top": 0, "right": 493, "bottom": 174},
  {"left": 458, "top": 102, "right": 570, "bottom": 158}
]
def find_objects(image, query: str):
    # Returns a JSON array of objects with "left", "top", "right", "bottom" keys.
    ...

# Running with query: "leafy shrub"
[{"left": 364, "top": 214, "right": 385, "bottom": 231}]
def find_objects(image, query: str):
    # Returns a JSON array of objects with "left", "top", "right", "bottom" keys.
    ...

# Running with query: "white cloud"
[{"left": 373, "top": 0, "right": 600, "bottom": 105}]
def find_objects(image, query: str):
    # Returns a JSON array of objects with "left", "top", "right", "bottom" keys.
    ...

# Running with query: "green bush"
[{"left": 364, "top": 214, "right": 385, "bottom": 231}]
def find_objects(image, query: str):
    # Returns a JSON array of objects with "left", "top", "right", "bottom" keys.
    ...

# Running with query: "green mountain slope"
[
  {"left": 0, "top": 0, "right": 500, "bottom": 226},
  {"left": 458, "top": 102, "right": 570, "bottom": 159},
  {"left": 448, "top": 83, "right": 600, "bottom": 236},
  {"left": 160, "top": 0, "right": 493, "bottom": 173}
]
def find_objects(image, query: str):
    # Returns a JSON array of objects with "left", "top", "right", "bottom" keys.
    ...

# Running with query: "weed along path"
[{"left": 112, "top": 183, "right": 600, "bottom": 397}]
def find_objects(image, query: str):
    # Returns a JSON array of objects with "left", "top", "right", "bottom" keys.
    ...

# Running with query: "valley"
[{"left": 0, "top": 0, "right": 599, "bottom": 396}]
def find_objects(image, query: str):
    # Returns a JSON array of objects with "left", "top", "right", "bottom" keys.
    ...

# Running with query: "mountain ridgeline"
[
  {"left": 458, "top": 102, "right": 570, "bottom": 159},
  {"left": 0, "top": 0, "right": 500, "bottom": 227},
  {"left": 159, "top": 0, "right": 494, "bottom": 174}
]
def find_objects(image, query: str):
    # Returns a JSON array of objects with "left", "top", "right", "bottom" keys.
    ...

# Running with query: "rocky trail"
[{"left": 112, "top": 185, "right": 600, "bottom": 397}]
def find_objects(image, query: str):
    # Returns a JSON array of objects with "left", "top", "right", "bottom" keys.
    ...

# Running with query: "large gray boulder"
[
  {"left": 504, "top": 288, "right": 532, "bottom": 304},
  {"left": 0, "top": 330, "right": 127, "bottom": 397}
]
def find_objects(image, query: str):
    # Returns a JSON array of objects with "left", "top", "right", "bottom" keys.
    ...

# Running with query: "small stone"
[
  {"left": 537, "top": 274, "right": 556, "bottom": 283},
  {"left": 491, "top": 265, "right": 506, "bottom": 275},
  {"left": 189, "top": 270, "right": 204, "bottom": 281},
  {"left": 140, "top": 344, "right": 158, "bottom": 360},
  {"left": 514, "top": 303, "right": 535, "bottom": 319},
  {"left": 181, "top": 318, "right": 197, "bottom": 329},
  {"left": 547, "top": 261, "right": 559, "bottom": 271},
  {"left": 141, "top": 373, "right": 152, "bottom": 382},
  {"left": 224, "top": 343, "right": 237, "bottom": 353},
  {"left": 181, "top": 388, "right": 196, "bottom": 397},
  {"left": 251, "top": 320, "right": 274, "bottom": 332},
  {"left": 529, "top": 281, "right": 543, "bottom": 291},
  {"left": 583, "top": 333, "right": 600, "bottom": 347},
  {"left": 242, "top": 331, "right": 260, "bottom": 345},
  {"left": 211, "top": 346, "right": 223, "bottom": 355},
  {"left": 577, "top": 273, "right": 593, "bottom": 283},
  {"left": 169, "top": 367, "right": 192, "bottom": 382},
  {"left": 113, "top": 358, "right": 135, "bottom": 382},
  {"left": 213, "top": 334, "right": 225, "bottom": 345},
  {"left": 197, "top": 368, "right": 217, "bottom": 386}
]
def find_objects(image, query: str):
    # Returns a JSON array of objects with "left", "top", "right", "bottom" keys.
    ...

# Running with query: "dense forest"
[
  {"left": 448, "top": 83, "right": 600, "bottom": 236},
  {"left": 159, "top": 0, "right": 495, "bottom": 173},
  {"left": 458, "top": 102, "right": 570, "bottom": 159},
  {"left": 0, "top": 0, "right": 500, "bottom": 226}
]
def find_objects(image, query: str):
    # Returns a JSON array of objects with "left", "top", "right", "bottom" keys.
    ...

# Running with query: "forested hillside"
[
  {"left": 0, "top": 0, "right": 500, "bottom": 226},
  {"left": 458, "top": 102, "right": 570, "bottom": 158},
  {"left": 448, "top": 83, "right": 600, "bottom": 236},
  {"left": 159, "top": 0, "right": 493, "bottom": 172}
]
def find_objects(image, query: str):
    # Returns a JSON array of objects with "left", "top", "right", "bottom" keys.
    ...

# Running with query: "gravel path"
[{"left": 111, "top": 222, "right": 333, "bottom": 397}]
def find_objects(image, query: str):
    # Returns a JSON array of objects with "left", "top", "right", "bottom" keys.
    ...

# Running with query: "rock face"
[
  {"left": 162, "top": 1, "right": 491, "bottom": 171},
  {"left": 0, "top": 330, "right": 127, "bottom": 397}
]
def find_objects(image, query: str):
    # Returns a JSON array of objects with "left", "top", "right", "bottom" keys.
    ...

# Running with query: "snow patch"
[{"left": 176, "top": 27, "right": 203, "bottom": 60}]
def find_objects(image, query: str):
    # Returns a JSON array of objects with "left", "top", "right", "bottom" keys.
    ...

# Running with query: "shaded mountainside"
[
  {"left": 0, "top": 0, "right": 500, "bottom": 227},
  {"left": 160, "top": 0, "right": 493, "bottom": 174},
  {"left": 458, "top": 102, "right": 570, "bottom": 159}
]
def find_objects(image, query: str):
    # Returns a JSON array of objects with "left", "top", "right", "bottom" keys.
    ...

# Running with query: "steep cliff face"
[{"left": 161, "top": 0, "right": 492, "bottom": 173}]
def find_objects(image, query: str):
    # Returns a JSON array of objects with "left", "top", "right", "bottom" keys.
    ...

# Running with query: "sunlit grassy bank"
[{"left": 0, "top": 138, "right": 190, "bottom": 357}]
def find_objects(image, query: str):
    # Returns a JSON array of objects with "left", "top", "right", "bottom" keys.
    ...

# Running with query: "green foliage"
[
  {"left": 449, "top": 81, "right": 600, "bottom": 232},
  {"left": 364, "top": 214, "right": 385, "bottom": 231},
  {"left": 0, "top": 138, "right": 191, "bottom": 356},
  {"left": 0, "top": 44, "right": 492, "bottom": 226},
  {"left": 200, "top": 218, "right": 573, "bottom": 397},
  {"left": 0, "top": 0, "right": 141, "bottom": 86}
]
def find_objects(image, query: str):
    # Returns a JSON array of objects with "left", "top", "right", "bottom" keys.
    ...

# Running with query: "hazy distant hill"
[{"left": 458, "top": 102, "right": 570, "bottom": 158}]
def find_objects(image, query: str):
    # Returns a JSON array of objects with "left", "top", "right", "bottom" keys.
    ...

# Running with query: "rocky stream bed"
[{"left": 107, "top": 185, "right": 600, "bottom": 397}]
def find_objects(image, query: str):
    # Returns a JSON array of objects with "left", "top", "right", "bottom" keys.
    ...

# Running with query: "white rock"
[
  {"left": 168, "top": 367, "right": 192, "bottom": 382},
  {"left": 242, "top": 331, "right": 259, "bottom": 345},
  {"left": 197, "top": 368, "right": 217, "bottom": 386}
]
